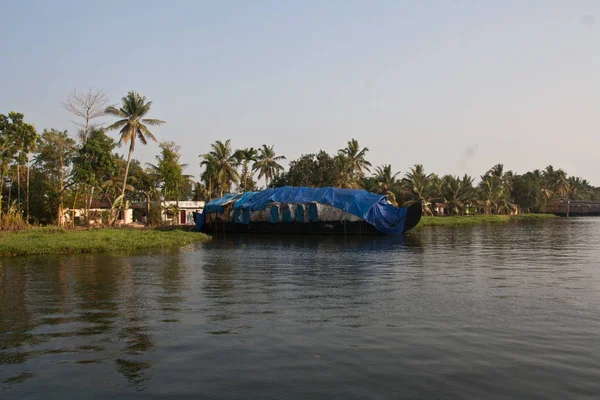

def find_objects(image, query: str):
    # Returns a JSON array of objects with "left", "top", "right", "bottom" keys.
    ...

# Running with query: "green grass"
[
  {"left": 416, "top": 213, "right": 556, "bottom": 228},
  {"left": 0, "top": 227, "right": 211, "bottom": 257}
]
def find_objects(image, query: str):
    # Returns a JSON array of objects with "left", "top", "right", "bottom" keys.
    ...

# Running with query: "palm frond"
[
  {"left": 104, "top": 106, "right": 127, "bottom": 118},
  {"left": 105, "top": 119, "right": 129, "bottom": 131},
  {"left": 141, "top": 118, "right": 166, "bottom": 126}
]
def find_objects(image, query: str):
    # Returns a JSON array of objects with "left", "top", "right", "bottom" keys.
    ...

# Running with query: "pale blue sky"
[{"left": 1, "top": 0, "right": 599, "bottom": 184}]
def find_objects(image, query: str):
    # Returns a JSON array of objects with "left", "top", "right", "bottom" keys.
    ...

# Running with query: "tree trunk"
[
  {"left": 84, "top": 118, "right": 89, "bottom": 143},
  {"left": 122, "top": 145, "right": 133, "bottom": 200},
  {"left": 0, "top": 164, "right": 5, "bottom": 219},
  {"left": 86, "top": 185, "right": 95, "bottom": 222},
  {"left": 17, "top": 164, "right": 20, "bottom": 209},
  {"left": 58, "top": 155, "right": 64, "bottom": 226},
  {"left": 117, "top": 144, "right": 134, "bottom": 224},
  {"left": 71, "top": 187, "right": 79, "bottom": 227},
  {"left": 26, "top": 154, "right": 31, "bottom": 222},
  {"left": 145, "top": 192, "right": 150, "bottom": 226},
  {"left": 57, "top": 193, "right": 64, "bottom": 227}
]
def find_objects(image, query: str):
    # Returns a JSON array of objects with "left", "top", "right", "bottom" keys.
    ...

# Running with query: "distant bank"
[{"left": 415, "top": 214, "right": 556, "bottom": 228}]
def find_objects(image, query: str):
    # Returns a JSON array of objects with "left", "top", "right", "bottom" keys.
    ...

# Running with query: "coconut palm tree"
[
  {"left": 102, "top": 176, "right": 134, "bottom": 205},
  {"left": 373, "top": 164, "right": 400, "bottom": 202},
  {"left": 553, "top": 169, "right": 570, "bottom": 199},
  {"left": 201, "top": 140, "right": 239, "bottom": 197},
  {"left": 402, "top": 164, "right": 436, "bottom": 215},
  {"left": 254, "top": 145, "right": 285, "bottom": 188},
  {"left": 234, "top": 147, "right": 258, "bottom": 192},
  {"left": 441, "top": 174, "right": 476, "bottom": 215},
  {"left": 569, "top": 177, "right": 593, "bottom": 201},
  {"left": 334, "top": 154, "right": 361, "bottom": 189},
  {"left": 104, "top": 91, "right": 165, "bottom": 202},
  {"left": 200, "top": 154, "right": 218, "bottom": 199},
  {"left": 338, "top": 139, "right": 371, "bottom": 179},
  {"left": 477, "top": 174, "right": 504, "bottom": 214}
]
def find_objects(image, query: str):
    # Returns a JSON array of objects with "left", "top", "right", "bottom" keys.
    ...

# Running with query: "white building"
[
  {"left": 64, "top": 207, "right": 134, "bottom": 225},
  {"left": 161, "top": 201, "right": 205, "bottom": 225}
]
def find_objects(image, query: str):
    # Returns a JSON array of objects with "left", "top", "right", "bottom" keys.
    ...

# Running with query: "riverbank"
[
  {"left": 0, "top": 227, "right": 210, "bottom": 257},
  {"left": 416, "top": 213, "right": 556, "bottom": 228}
]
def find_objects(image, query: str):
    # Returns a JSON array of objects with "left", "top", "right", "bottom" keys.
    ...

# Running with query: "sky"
[{"left": 1, "top": 0, "right": 599, "bottom": 184}]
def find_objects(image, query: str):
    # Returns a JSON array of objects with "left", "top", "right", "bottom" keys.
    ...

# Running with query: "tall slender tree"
[
  {"left": 201, "top": 140, "right": 239, "bottom": 197},
  {"left": 200, "top": 154, "right": 218, "bottom": 199},
  {"left": 0, "top": 112, "right": 37, "bottom": 218},
  {"left": 338, "top": 139, "right": 371, "bottom": 180},
  {"left": 402, "top": 164, "right": 436, "bottom": 215},
  {"left": 373, "top": 164, "right": 400, "bottom": 194},
  {"left": 34, "top": 129, "right": 76, "bottom": 225},
  {"left": 234, "top": 147, "right": 258, "bottom": 192},
  {"left": 104, "top": 91, "right": 165, "bottom": 204},
  {"left": 254, "top": 144, "right": 286, "bottom": 188}
]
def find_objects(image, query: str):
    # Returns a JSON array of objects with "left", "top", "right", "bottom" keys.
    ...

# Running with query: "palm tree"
[
  {"left": 402, "top": 164, "right": 436, "bottom": 215},
  {"left": 102, "top": 176, "right": 134, "bottom": 206},
  {"left": 442, "top": 174, "right": 476, "bottom": 215},
  {"left": 338, "top": 139, "right": 371, "bottom": 179},
  {"left": 373, "top": 164, "right": 400, "bottom": 204},
  {"left": 104, "top": 91, "right": 165, "bottom": 202},
  {"left": 477, "top": 174, "right": 504, "bottom": 214},
  {"left": 334, "top": 154, "right": 361, "bottom": 189},
  {"left": 234, "top": 147, "right": 258, "bottom": 192},
  {"left": 553, "top": 169, "right": 570, "bottom": 199},
  {"left": 254, "top": 144, "right": 285, "bottom": 188},
  {"left": 200, "top": 154, "right": 218, "bottom": 199},
  {"left": 569, "top": 177, "right": 593, "bottom": 201},
  {"left": 201, "top": 140, "right": 239, "bottom": 197}
]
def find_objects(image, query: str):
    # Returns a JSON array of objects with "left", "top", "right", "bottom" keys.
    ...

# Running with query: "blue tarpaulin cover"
[
  {"left": 203, "top": 187, "right": 409, "bottom": 235},
  {"left": 203, "top": 193, "right": 239, "bottom": 214}
]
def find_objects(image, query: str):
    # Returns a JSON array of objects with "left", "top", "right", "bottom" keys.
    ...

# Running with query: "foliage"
[
  {"left": 440, "top": 174, "right": 476, "bottom": 215},
  {"left": 152, "top": 141, "right": 187, "bottom": 201},
  {"left": 0, "top": 201, "right": 28, "bottom": 231},
  {"left": 512, "top": 172, "right": 544, "bottom": 213},
  {"left": 72, "top": 128, "right": 116, "bottom": 188},
  {"left": 200, "top": 140, "right": 239, "bottom": 197},
  {"left": 234, "top": 147, "right": 258, "bottom": 192},
  {"left": 338, "top": 138, "right": 371, "bottom": 179},
  {"left": 254, "top": 144, "right": 285, "bottom": 188},
  {"left": 5, "top": 100, "right": 600, "bottom": 227},
  {"left": 34, "top": 129, "right": 77, "bottom": 225},
  {"left": 416, "top": 213, "right": 556, "bottom": 228},
  {"left": 104, "top": 90, "right": 165, "bottom": 202},
  {"left": 0, "top": 112, "right": 38, "bottom": 216},
  {"left": 401, "top": 164, "right": 438, "bottom": 215},
  {"left": 0, "top": 228, "right": 210, "bottom": 256},
  {"left": 273, "top": 151, "right": 339, "bottom": 188}
]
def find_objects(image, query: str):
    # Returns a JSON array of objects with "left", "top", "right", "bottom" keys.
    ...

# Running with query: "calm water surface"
[{"left": 1, "top": 219, "right": 600, "bottom": 399}]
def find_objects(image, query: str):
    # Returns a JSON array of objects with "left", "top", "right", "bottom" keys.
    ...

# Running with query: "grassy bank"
[
  {"left": 0, "top": 227, "right": 210, "bottom": 257},
  {"left": 417, "top": 213, "right": 556, "bottom": 228}
]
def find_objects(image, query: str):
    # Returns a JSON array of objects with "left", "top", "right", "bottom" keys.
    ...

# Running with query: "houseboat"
[
  {"left": 545, "top": 200, "right": 600, "bottom": 216},
  {"left": 195, "top": 187, "right": 421, "bottom": 235}
]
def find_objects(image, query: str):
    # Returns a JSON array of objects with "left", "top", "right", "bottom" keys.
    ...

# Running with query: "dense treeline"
[
  {"left": 200, "top": 138, "right": 600, "bottom": 216},
  {"left": 2, "top": 89, "right": 599, "bottom": 228},
  {"left": 1, "top": 90, "right": 193, "bottom": 228}
]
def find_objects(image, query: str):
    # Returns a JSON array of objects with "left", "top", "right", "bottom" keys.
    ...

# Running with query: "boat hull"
[
  {"left": 197, "top": 202, "right": 422, "bottom": 236},
  {"left": 202, "top": 220, "right": 383, "bottom": 235}
]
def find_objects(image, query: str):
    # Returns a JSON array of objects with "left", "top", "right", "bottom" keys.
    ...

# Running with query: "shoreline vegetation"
[
  {"left": 0, "top": 227, "right": 210, "bottom": 257},
  {"left": 0, "top": 214, "right": 559, "bottom": 257},
  {"left": 2, "top": 89, "right": 598, "bottom": 233},
  {"left": 416, "top": 213, "right": 557, "bottom": 228}
]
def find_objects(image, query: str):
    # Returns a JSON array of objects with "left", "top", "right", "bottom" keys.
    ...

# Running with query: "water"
[{"left": 1, "top": 219, "right": 600, "bottom": 399}]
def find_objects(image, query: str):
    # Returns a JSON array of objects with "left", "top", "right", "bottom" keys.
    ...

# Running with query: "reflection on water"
[{"left": 1, "top": 219, "right": 600, "bottom": 398}]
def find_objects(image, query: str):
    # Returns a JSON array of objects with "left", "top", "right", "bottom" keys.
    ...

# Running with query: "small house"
[{"left": 161, "top": 201, "right": 205, "bottom": 225}]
